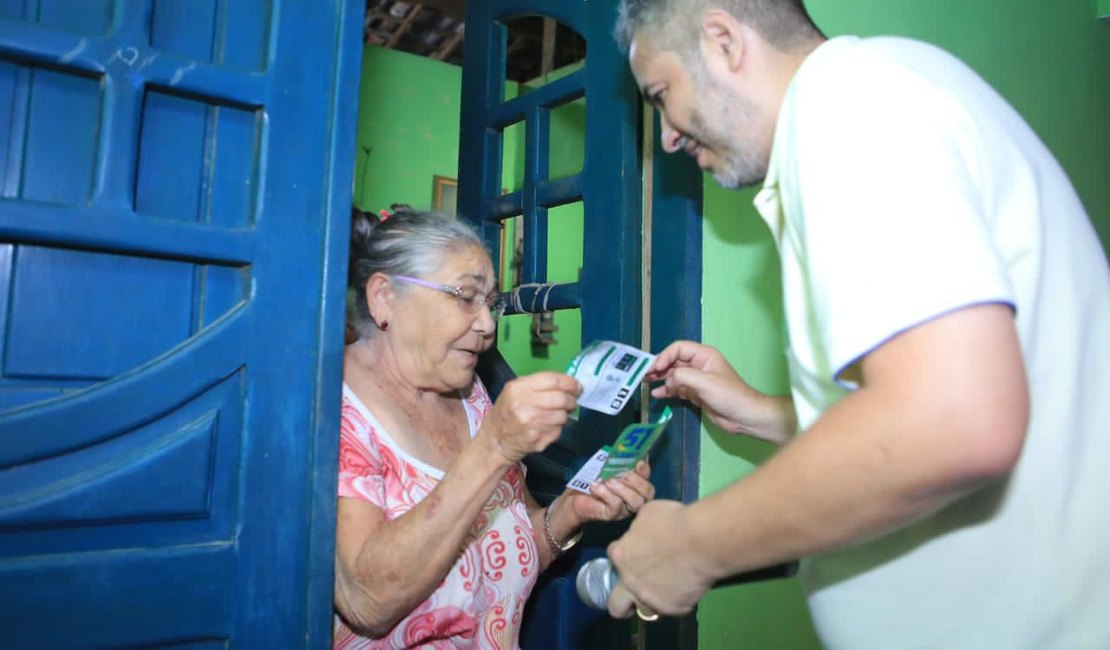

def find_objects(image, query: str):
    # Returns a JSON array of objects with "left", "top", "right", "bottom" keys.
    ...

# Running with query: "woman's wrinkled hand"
[
  {"left": 482, "top": 371, "right": 582, "bottom": 464},
  {"left": 568, "top": 460, "right": 654, "bottom": 523}
]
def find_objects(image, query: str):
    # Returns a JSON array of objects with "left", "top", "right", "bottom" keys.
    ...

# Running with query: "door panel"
[
  {"left": 0, "top": 0, "right": 363, "bottom": 645},
  {"left": 7, "top": 246, "right": 196, "bottom": 378},
  {"left": 459, "top": 1, "right": 645, "bottom": 648}
]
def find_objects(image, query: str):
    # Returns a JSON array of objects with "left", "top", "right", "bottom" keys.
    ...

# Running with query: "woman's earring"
[{"left": 379, "top": 320, "right": 389, "bottom": 331}]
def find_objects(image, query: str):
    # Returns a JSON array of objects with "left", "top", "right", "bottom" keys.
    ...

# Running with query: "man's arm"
[{"left": 609, "top": 303, "right": 1028, "bottom": 615}]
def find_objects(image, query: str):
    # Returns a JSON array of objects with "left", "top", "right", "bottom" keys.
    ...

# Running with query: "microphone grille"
[{"left": 576, "top": 557, "right": 615, "bottom": 610}]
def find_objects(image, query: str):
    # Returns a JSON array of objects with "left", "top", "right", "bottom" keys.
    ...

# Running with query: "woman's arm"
[
  {"left": 524, "top": 490, "right": 581, "bottom": 571},
  {"left": 334, "top": 434, "right": 511, "bottom": 637},
  {"left": 335, "top": 371, "right": 581, "bottom": 637}
]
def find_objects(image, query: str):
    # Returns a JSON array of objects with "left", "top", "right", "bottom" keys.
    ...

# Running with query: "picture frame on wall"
[{"left": 432, "top": 175, "right": 458, "bottom": 216}]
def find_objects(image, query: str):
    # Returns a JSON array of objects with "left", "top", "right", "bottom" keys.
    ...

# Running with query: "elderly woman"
[{"left": 334, "top": 208, "right": 655, "bottom": 649}]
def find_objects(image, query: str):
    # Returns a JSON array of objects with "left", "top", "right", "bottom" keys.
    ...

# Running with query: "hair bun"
[
  {"left": 388, "top": 203, "right": 414, "bottom": 216},
  {"left": 349, "top": 207, "right": 380, "bottom": 286},
  {"left": 350, "top": 206, "right": 379, "bottom": 242}
]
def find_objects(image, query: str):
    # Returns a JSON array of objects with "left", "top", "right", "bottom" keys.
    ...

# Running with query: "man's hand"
[
  {"left": 645, "top": 341, "right": 793, "bottom": 443},
  {"left": 606, "top": 500, "right": 716, "bottom": 618}
]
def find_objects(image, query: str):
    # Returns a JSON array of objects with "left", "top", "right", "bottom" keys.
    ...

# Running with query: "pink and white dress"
[{"left": 334, "top": 378, "right": 539, "bottom": 649}]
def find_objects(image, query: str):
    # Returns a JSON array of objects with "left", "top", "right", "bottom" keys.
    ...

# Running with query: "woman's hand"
[
  {"left": 480, "top": 371, "right": 582, "bottom": 465},
  {"left": 569, "top": 460, "right": 655, "bottom": 523},
  {"left": 535, "top": 462, "right": 655, "bottom": 567}
]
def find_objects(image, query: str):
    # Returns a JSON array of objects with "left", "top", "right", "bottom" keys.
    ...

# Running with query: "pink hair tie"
[{"left": 378, "top": 209, "right": 392, "bottom": 221}]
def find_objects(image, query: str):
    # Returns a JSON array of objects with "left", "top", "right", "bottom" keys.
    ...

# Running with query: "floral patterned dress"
[{"left": 334, "top": 378, "right": 539, "bottom": 649}]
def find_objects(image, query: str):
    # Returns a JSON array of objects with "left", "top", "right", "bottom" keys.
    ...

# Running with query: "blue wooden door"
[{"left": 0, "top": 0, "right": 362, "bottom": 646}]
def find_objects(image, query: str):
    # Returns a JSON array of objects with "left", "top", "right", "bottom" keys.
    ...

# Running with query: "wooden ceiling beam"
[
  {"left": 385, "top": 3, "right": 425, "bottom": 48},
  {"left": 414, "top": 0, "right": 465, "bottom": 21},
  {"left": 433, "top": 29, "right": 464, "bottom": 61},
  {"left": 540, "top": 17, "right": 556, "bottom": 76}
]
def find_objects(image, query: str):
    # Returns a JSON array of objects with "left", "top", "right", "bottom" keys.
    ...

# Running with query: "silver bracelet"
[{"left": 543, "top": 495, "right": 582, "bottom": 556}]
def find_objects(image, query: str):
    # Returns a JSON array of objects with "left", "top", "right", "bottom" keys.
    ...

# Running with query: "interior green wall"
[
  {"left": 697, "top": 2, "right": 1109, "bottom": 649},
  {"left": 352, "top": 45, "right": 463, "bottom": 212}
]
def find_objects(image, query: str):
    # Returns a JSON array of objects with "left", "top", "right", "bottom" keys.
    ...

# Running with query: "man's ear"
[
  {"left": 364, "top": 272, "right": 394, "bottom": 324},
  {"left": 701, "top": 9, "right": 745, "bottom": 71}
]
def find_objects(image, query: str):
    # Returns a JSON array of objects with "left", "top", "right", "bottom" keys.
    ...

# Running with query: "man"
[{"left": 607, "top": 1, "right": 1110, "bottom": 647}]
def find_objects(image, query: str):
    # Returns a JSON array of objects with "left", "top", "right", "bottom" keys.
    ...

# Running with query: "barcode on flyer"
[{"left": 614, "top": 353, "right": 637, "bottom": 371}]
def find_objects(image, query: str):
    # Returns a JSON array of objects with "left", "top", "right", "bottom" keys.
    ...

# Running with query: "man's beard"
[{"left": 689, "top": 76, "right": 768, "bottom": 189}]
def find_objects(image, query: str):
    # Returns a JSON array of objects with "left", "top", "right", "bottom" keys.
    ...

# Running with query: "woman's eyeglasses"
[{"left": 391, "top": 275, "right": 507, "bottom": 321}]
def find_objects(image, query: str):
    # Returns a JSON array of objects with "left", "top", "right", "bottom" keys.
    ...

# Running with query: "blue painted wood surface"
[
  {"left": 644, "top": 118, "right": 705, "bottom": 650},
  {"left": 0, "top": 0, "right": 363, "bottom": 646},
  {"left": 458, "top": 1, "right": 652, "bottom": 648}
]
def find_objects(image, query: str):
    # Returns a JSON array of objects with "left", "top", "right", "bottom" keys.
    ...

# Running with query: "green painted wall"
[
  {"left": 697, "top": 2, "right": 1109, "bottom": 649},
  {"left": 353, "top": 46, "right": 464, "bottom": 213}
]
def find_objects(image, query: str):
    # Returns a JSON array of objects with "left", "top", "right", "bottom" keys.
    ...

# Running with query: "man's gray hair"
[
  {"left": 614, "top": 0, "right": 821, "bottom": 55},
  {"left": 348, "top": 208, "right": 485, "bottom": 339}
]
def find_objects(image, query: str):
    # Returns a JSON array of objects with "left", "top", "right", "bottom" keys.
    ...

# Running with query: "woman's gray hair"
[{"left": 348, "top": 207, "right": 485, "bottom": 339}]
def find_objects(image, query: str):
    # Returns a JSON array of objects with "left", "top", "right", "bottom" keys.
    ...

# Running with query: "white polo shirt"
[{"left": 755, "top": 36, "right": 1110, "bottom": 649}]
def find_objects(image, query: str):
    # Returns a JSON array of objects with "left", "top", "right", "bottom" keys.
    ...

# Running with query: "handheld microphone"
[
  {"left": 575, "top": 556, "right": 799, "bottom": 612},
  {"left": 576, "top": 557, "right": 620, "bottom": 610}
]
